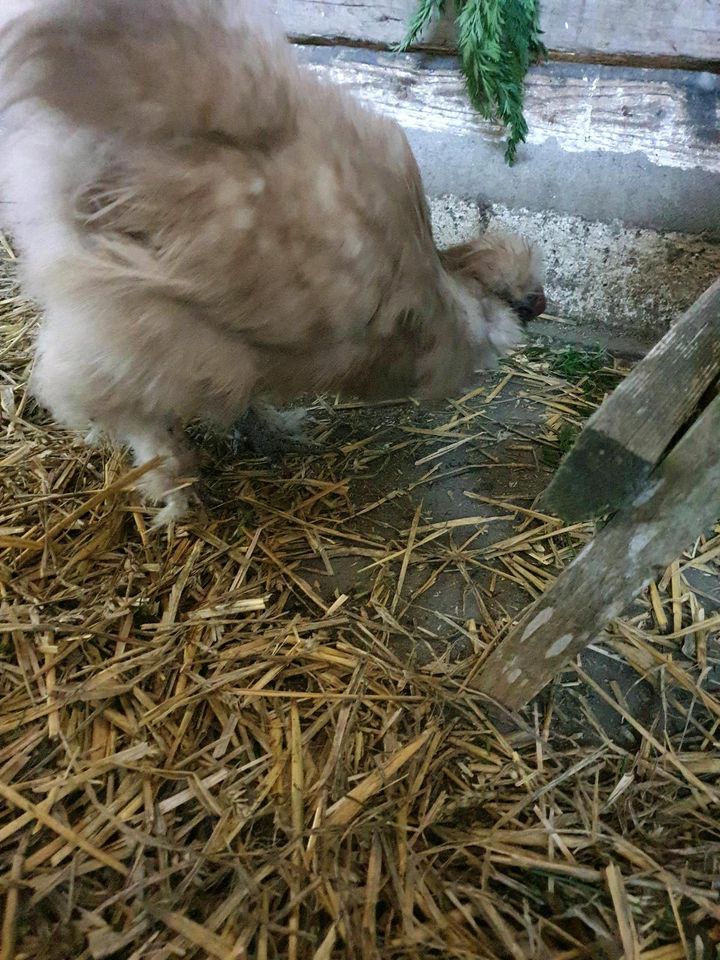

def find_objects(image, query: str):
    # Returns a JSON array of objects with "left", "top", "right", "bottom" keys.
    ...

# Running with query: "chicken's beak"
[{"left": 513, "top": 288, "right": 546, "bottom": 325}]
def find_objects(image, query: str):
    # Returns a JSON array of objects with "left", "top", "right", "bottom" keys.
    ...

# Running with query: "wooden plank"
[
  {"left": 541, "top": 277, "right": 720, "bottom": 521},
  {"left": 297, "top": 47, "right": 720, "bottom": 177},
  {"left": 275, "top": 0, "right": 720, "bottom": 66},
  {"left": 471, "top": 391, "right": 720, "bottom": 711},
  {"left": 295, "top": 47, "right": 720, "bottom": 234}
]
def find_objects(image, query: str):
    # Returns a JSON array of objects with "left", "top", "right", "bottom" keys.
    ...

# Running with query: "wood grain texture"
[
  {"left": 472, "top": 392, "right": 720, "bottom": 711},
  {"left": 275, "top": 0, "right": 720, "bottom": 65},
  {"left": 297, "top": 46, "right": 720, "bottom": 175},
  {"left": 541, "top": 277, "right": 720, "bottom": 521}
]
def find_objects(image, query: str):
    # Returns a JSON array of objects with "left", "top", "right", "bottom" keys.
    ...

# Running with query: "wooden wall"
[
  {"left": 273, "top": 1, "right": 720, "bottom": 234},
  {"left": 276, "top": 0, "right": 720, "bottom": 67}
]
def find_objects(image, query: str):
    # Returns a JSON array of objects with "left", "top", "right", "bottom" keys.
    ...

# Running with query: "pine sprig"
[{"left": 399, "top": 0, "right": 546, "bottom": 163}]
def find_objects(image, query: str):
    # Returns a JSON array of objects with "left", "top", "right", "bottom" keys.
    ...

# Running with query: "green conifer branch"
[{"left": 399, "top": 0, "right": 546, "bottom": 163}]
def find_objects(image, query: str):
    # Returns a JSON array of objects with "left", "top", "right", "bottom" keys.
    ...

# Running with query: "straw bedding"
[{"left": 1, "top": 238, "right": 719, "bottom": 959}]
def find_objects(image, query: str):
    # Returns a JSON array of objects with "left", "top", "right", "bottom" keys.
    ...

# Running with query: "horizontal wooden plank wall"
[
  {"left": 297, "top": 46, "right": 719, "bottom": 231},
  {"left": 278, "top": 3, "right": 720, "bottom": 234},
  {"left": 299, "top": 48, "right": 719, "bottom": 176},
  {"left": 275, "top": 0, "right": 720, "bottom": 66}
]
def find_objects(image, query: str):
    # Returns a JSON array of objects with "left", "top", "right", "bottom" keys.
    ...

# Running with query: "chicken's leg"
[{"left": 230, "top": 400, "right": 321, "bottom": 461}]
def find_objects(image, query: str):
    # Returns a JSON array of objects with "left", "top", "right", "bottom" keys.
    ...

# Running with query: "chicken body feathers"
[{"left": 0, "top": 0, "right": 543, "bottom": 519}]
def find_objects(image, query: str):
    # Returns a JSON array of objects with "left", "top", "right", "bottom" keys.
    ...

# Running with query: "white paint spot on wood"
[
  {"left": 628, "top": 524, "right": 656, "bottom": 560},
  {"left": 604, "top": 600, "right": 625, "bottom": 620},
  {"left": 576, "top": 541, "right": 594, "bottom": 562},
  {"left": 633, "top": 479, "right": 664, "bottom": 506},
  {"left": 507, "top": 668, "right": 521, "bottom": 684},
  {"left": 545, "top": 633, "right": 574, "bottom": 658},
  {"left": 521, "top": 607, "right": 554, "bottom": 641}
]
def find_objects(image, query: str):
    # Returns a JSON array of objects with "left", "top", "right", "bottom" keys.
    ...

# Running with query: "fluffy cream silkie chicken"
[{"left": 0, "top": 0, "right": 545, "bottom": 522}]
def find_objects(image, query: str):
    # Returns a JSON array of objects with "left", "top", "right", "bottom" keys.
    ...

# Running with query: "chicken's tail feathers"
[{"left": 0, "top": 0, "right": 300, "bottom": 147}]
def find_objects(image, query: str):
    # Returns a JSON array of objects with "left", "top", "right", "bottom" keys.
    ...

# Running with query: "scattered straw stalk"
[{"left": 1, "top": 241, "right": 719, "bottom": 958}]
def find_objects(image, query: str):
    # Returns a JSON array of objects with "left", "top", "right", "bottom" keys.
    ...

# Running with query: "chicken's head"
[{"left": 440, "top": 231, "right": 546, "bottom": 326}]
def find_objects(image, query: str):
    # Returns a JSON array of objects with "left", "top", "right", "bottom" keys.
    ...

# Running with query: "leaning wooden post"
[
  {"left": 539, "top": 277, "right": 720, "bottom": 521},
  {"left": 472, "top": 392, "right": 720, "bottom": 709}
]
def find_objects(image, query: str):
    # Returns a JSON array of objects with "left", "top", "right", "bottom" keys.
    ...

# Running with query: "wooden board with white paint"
[
  {"left": 540, "top": 277, "right": 720, "bottom": 521},
  {"left": 275, "top": 0, "right": 720, "bottom": 66},
  {"left": 298, "top": 47, "right": 720, "bottom": 176},
  {"left": 471, "top": 392, "right": 720, "bottom": 710}
]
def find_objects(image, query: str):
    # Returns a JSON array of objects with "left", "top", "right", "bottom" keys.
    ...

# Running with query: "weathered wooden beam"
[
  {"left": 298, "top": 48, "right": 720, "bottom": 179},
  {"left": 471, "top": 392, "right": 720, "bottom": 711},
  {"left": 297, "top": 47, "right": 720, "bottom": 233},
  {"left": 540, "top": 277, "right": 720, "bottom": 521},
  {"left": 275, "top": 0, "right": 720, "bottom": 67}
]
